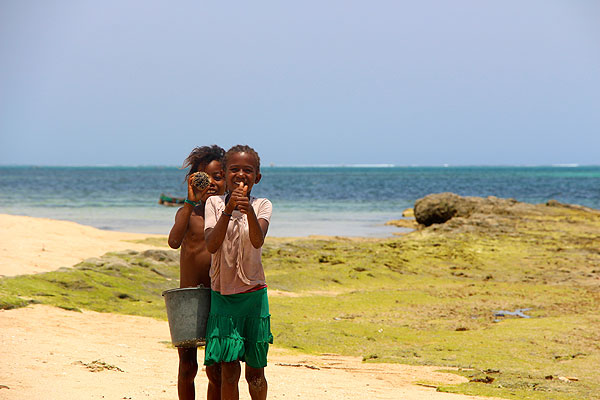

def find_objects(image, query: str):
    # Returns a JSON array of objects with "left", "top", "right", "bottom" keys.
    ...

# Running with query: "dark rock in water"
[
  {"left": 414, "top": 193, "right": 523, "bottom": 226},
  {"left": 414, "top": 193, "right": 465, "bottom": 226},
  {"left": 412, "top": 192, "right": 600, "bottom": 240}
]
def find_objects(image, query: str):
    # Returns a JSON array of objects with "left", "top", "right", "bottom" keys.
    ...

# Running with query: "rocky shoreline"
[{"left": 389, "top": 192, "right": 600, "bottom": 235}]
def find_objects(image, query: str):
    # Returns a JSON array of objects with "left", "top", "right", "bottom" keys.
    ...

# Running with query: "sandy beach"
[
  {"left": 0, "top": 214, "right": 165, "bottom": 277},
  {"left": 0, "top": 214, "right": 507, "bottom": 399}
]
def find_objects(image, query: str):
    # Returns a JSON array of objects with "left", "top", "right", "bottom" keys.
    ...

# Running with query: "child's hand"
[
  {"left": 187, "top": 175, "right": 201, "bottom": 203},
  {"left": 230, "top": 182, "right": 249, "bottom": 214},
  {"left": 187, "top": 173, "right": 213, "bottom": 203}
]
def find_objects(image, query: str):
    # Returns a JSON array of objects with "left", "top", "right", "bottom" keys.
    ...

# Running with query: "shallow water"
[{"left": 1, "top": 165, "right": 599, "bottom": 237}]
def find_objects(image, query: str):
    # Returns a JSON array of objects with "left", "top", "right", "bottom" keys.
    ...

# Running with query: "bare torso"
[{"left": 178, "top": 205, "right": 212, "bottom": 288}]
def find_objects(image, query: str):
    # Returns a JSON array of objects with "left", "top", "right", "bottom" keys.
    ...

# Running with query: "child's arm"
[
  {"left": 205, "top": 186, "right": 242, "bottom": 253},
  {"left": 205, "top": 213, "right": 231, "bottom": 253},
  {"left": 167, "top": 174, "right": 209, "bottom": 249},
  {"left": 168, "top": 204, "right": 195, "bottom": 249},
  {"left": 246, "top": 206, "right": 269, "bottom": 249},
  {"left": 235, "top": 184, "right": 269, "bottom": 248}
]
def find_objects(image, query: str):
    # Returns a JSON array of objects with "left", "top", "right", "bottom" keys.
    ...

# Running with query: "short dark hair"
[
  {"left": 182, "top": 145, "right": 225, "bottom": 180},
  {"left": 224, "top": 145, "right": 261, "bottom": 172}
]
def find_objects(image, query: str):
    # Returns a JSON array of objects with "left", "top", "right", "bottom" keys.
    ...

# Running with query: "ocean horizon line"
[{"left": 1, "top": 163, "right": 598, "bottom": 169}]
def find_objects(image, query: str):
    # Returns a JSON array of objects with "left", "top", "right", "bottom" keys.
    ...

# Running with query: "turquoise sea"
[{"left": 1, "top": 166, "right": 599, "bottom": 237}]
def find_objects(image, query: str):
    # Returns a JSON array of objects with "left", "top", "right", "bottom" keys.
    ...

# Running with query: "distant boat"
[{"left": 159, "top": 193, "right": 185, "bottom": 207}]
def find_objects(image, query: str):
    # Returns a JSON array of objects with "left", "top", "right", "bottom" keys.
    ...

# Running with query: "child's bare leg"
[
  {"left": 221, "top": 361, "right": 241, "bottom": 400},
  {"left": 205, "top": 363, "right": 222, "bottom": 400},
  {"left": 177, "top": 347, "right": 198, "bottom": 400},
  {"left": 245, "top": 365, "right": 267, "bottom": 400}
]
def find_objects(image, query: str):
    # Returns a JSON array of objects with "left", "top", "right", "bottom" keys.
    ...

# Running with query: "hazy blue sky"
[{"left": 1, "top": 1, "right": 599, "bottom": 166}]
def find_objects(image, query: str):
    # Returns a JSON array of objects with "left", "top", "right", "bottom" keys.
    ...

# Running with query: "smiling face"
[
  {"left": 225, "top": 152, "right": 261, "bottom": 194},
  {"left": 201, "top": 160, "right": 226, "bottom": 200}
]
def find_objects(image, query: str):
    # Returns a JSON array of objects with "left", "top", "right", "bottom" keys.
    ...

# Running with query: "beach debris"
[
  {"left": 192, "top": 171, "right": 210, "bottom": 189},
  {"left": 275, "top": 362, "right": 320, "bottom": 370},
  {"left": 493, "top": 308, "right": 532, "bottom": 321},
  {"left": 74, "top": 360, "right": 124, "bottom": 372},
  {"left": 483, "top": 369, "right": 500, "bottom": 374},
  {"left": 0, "top": 385, "right": 9, "bottom": 390},
  {"left": 333, "top": 314, "right": 358, "bottom": 320},
  {"left": 554, "top": 353, "right": 587, "bottom": 361},
  {"left": 469, "top": 375, "right": 495, "bottom": 384},
  {"left": 415, "top": 382, "right": 438, "bottom": 388},
  {"left": 318, "top": 254, "right": 344, "bottom": 264},
  {"left": 558, "top": 376, "right": 579, "bottom": 382},
  {"left": 362, "top": 354, "right": 379, "bottom": 361},
  {"left": 150, "top": 267, "right": 168, "bottom": 277}
]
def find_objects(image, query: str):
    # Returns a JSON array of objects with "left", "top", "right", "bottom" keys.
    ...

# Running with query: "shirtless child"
[{"left": 168, "top": 145, "right": 226, "bottom": 400}]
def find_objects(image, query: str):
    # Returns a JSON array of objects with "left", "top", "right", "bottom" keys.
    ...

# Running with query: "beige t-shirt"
[{"left": 204, "top": 195, "right": 272, "bottom": 295}]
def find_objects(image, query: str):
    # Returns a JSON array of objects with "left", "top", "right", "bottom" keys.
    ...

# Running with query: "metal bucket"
[{"left": 162, "top": 286, "right": 211, "bottom": 348}]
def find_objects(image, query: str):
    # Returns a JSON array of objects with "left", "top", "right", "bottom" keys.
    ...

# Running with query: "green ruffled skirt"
[{"left": 203, "top": 288, "right": 273, "bottom": 368}]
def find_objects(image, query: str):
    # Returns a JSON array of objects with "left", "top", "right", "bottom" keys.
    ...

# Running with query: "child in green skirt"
[{"left": 204, "top": 145, "right": 272, "bottom": 400}]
